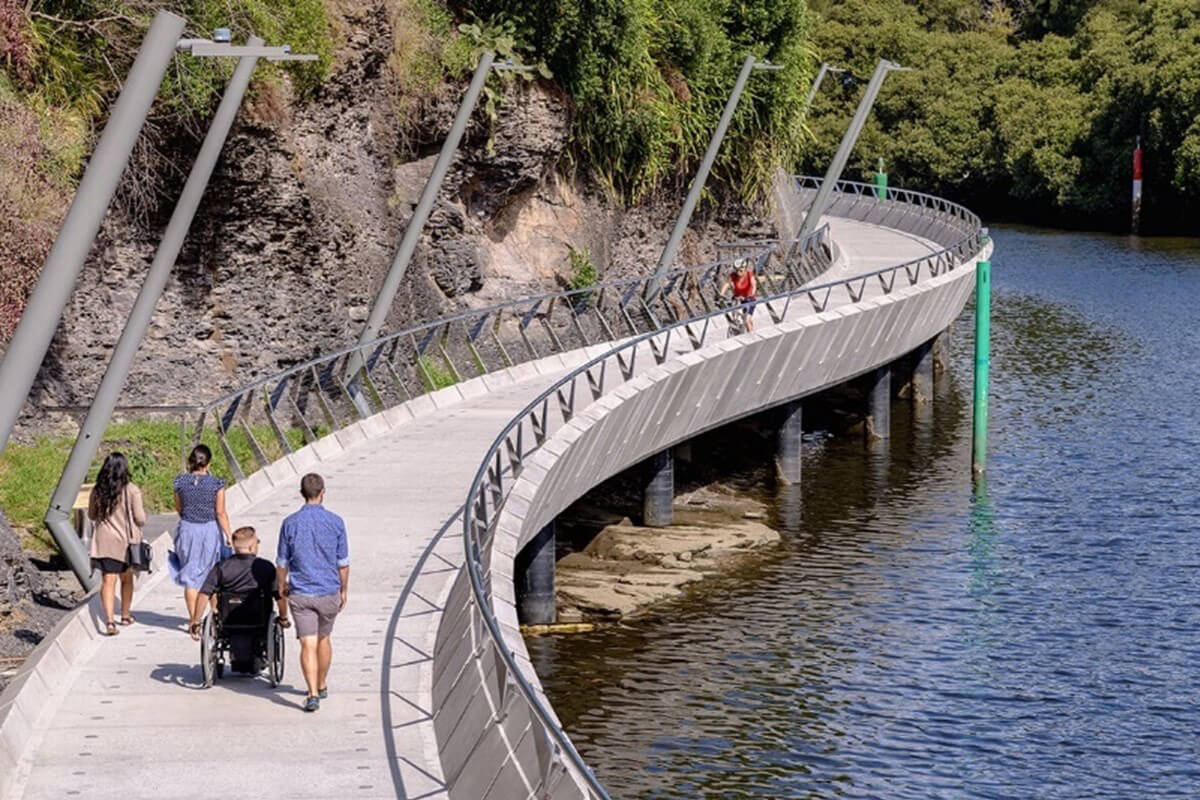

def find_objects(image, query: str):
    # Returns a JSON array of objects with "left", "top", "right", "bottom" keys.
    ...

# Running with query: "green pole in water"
[
  {"left": 874, "top": 157, "right": 887, "bottom": 199},
  {"left": 972, "top": 259, "right": 991, "bottom": 476}
]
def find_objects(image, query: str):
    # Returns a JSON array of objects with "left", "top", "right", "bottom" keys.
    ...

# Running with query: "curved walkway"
[{"left": 7, "top": 216, "right": 941, "bottom": 800}]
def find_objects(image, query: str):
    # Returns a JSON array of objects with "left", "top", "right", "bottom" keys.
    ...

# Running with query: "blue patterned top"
[
  {"left": 277, "top": 504, "right": 349, "bottom": 597},
  {"left": 173, "top": 472, "right": 225, "bottom": 523}
]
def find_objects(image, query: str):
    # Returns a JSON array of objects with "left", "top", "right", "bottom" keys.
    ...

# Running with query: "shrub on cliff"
[
  {"left": 0, "top": 0, "right": 334, "bottom": 341},
  {"left": 462, "top": 0, "right": 815, "bottom": 203},
  {"left": 0, "top": 76, "right": 85, "bottom": 340},
  {"left": 20, "top": 0, "right": 331, "bottom": 210}
]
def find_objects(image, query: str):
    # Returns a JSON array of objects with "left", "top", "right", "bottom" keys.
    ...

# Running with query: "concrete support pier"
[
  {"left": 933, "top": 327, "right": 951, "bottom": 376},
  {"left": 643, "top": 449, "right": 674, "bottom": 527},
  {"left": 515, "top": 521, "right": 556, "bottom": 625},
  {"left": 865, "top": 364, "right": 891, "bottom": 442},
  {"left": 911, "top": 340, "right": 934, "bottom": 406},
  {"left": 776, "top": 400, "right": 803, "bottom": 484}
]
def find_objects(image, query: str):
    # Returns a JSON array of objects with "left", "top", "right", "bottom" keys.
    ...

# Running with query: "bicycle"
[{"left": 719, "top": 293, "right": 754, "bottom": 337}]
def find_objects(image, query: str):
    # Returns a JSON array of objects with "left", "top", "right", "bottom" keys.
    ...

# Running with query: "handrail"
[
  {"left": 37, "top": 172, "right": 983, "bottom": 797},
  {"left": 43, "top": 183, "right": 836, "bottom": 547},
  {"left": 457, "top": 175, "right": 985, "bottom": 798},
  {"left": 130, "top": 226, "right": 834, "bottom": 485},
  {"left": 195, "top": 235, "right": 816, "bottom": 413}
]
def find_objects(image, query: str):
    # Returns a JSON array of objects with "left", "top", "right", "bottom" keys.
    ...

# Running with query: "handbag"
[{"left": 124, "top": 485, "right": 153, "bottom": 572}]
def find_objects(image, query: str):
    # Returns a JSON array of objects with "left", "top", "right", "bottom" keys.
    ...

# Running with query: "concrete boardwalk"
[{"left": 8, "top": 218, "right": 940, "bottom": 800}]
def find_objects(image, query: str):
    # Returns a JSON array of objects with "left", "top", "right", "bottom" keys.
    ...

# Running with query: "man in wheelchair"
[{"left": 190, "top": 526, "right": 290, "bottom": 683}]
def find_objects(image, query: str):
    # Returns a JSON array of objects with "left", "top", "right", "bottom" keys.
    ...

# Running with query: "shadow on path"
[
  {"left": 150, "top": 661, "right": 307, "bottom": 710},
  {"left": 126, "top": 608, "right": 190, "bottom": 633}
]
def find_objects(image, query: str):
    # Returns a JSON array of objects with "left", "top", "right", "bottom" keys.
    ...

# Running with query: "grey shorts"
[{"left": 289, "top": 593, "right": 340, "bottom": 638}]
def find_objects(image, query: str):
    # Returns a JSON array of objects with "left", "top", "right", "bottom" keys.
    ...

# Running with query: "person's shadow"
[
  {"left": 149, "top": 662, "right": 307, "bottom": 710},
  {"left": 125, "top": 609, "right": 190, "bottom": 632}
]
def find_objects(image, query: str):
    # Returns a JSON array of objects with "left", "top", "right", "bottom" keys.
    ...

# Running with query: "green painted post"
[
  {"left": 972, "top": 259, "right": 991, "bottom": 476},
  {"left": 874, "top": 157, "right": 887, "bottom": 199}
]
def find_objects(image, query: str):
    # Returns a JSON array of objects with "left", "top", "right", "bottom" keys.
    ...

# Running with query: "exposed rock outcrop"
[
  {"left": 555, "top": 487, "right": 781, "bottom": 623},
  {"left": 0, "top": 511, "right": 82, "bottom": 687},
  {"left": 20, "top": 8, "right": 770, "bottom": 421}
]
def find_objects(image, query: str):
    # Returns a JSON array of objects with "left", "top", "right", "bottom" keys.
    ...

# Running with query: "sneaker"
[
  {"left": 304, "top": 696, "right": 320, "bottom": 713},
  {"left": 318, "top": 686, "right": 328, "bottom": 699}
]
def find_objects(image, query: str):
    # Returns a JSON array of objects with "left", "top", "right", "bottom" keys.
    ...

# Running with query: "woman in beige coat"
[{"left": 87, "top": 452, "right": 146, "bottom": 636}]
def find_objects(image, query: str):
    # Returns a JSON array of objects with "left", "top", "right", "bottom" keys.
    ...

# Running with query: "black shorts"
[{"left": 92, "top": 557, "right": 130, "bottom": 575}]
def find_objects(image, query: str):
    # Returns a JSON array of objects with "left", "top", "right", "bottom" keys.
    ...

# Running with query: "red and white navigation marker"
[{"left": 1132, "top": 137, "right": 1144, "bottom": 234}]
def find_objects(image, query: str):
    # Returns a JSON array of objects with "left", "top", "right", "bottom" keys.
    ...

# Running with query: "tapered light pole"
[
  {"left": 799, "top": 59, "right": 906, "bottom": 238},
  {"left": 352, "top": 51, "right": 496, "bottom": 357},
  {"left": 0, "top": 10, "right": 186, "bottom": 458},
  {"left": 44, "top": 39, "right": 270, "bottom": 591},
  {"left": 644, "top": 56, "right": 783, "bottom": 301},
  {"left": 801, "top": 62, "right": 844, "bottom": 114}
]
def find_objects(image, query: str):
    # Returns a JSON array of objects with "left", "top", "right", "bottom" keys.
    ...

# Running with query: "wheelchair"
[{"left": 199, "top": 588, "right": 285, "bottom": 688}]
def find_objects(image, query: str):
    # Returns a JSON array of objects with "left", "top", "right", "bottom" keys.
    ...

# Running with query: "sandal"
[
  {"left": 104, "top": 621, "right": 119, "bottom": 636},
  {"left": 120, "top": 615, "right": 136, "bottom": 626}
]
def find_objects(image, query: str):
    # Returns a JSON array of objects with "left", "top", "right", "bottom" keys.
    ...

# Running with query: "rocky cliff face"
[
  {"left": 0, "top": 509, "right": 82, "bottom": 676},
  {"left": 25, "top": 11, "right": 770, "bottom": 414}
]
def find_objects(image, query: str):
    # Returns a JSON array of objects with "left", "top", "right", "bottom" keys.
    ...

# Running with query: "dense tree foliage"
[{"left": 805, "top": 0, "right": 1200, "bottom": 229}]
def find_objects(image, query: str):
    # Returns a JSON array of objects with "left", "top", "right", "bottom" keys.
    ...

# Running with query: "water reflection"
[{"left": 527, "top": 227, "right": 1200, "bottom": 798}]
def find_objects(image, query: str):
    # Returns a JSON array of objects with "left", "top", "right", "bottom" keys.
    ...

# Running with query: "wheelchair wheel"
[
  {"left": 200, "top": 615, "right": 217, "bottom": 688},
  {"left": 267, "top": 616, "right": 285, "bottom": 687}
]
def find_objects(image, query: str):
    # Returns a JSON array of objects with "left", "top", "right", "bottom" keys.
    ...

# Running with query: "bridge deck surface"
[{"left": 11, "top": 218, "right": 939, "bottom": 800}]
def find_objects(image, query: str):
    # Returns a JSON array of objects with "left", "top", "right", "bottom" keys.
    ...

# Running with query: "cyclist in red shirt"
[{"left": 720, "top": 259, "right": 758, "bottom": 332}]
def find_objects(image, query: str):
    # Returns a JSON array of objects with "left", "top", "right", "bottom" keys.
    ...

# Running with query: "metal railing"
[
  {"left": 793, "top": 175, "right": 982, "bottom": 241},
  {"left": 40, "top": 404, "right": 202, "bottom": 474},
  {"left": 457, "top": 177, "right": 986, "bottom": 798},
  {"left": 36, "top": 174, "right": 982, "bottom": 796},
  {"left": 126, "top": 227, "right": 832, "bottom": 485},
  {"left": 42, "top": 176, "right": 979, "bottom": 500}
]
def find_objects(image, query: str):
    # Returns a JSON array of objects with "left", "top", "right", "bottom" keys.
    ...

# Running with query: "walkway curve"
[
  {"left": 0, "top": 184, "right": 985, "bottom": 799},
  {"left": 443, "top": 215, "right": 989, "bottom": 798}
]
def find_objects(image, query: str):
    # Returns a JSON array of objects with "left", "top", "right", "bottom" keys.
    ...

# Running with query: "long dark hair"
[{"left": 89, "top": 452, "right": 131, "bottom": 522}]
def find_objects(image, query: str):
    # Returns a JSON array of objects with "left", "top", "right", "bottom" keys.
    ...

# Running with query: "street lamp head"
[{"left": 212, "top": 27, "right": 231, "bottom": 43}]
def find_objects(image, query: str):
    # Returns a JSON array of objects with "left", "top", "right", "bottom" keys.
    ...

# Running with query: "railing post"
[
  {"left": 42, "top": 37, "right": 262, "bottom": 592},
  {"left": 0, "top": 10, "right": 186, "bottom": 460}
]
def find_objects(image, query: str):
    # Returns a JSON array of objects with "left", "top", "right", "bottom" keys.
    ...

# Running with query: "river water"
[{"left": 526, "top": 227, "right": 1200, "bottom": 798}]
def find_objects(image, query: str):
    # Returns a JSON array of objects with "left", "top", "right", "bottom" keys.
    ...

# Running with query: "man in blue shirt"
[{"left": 277, "top": 473, "right": 349, "bottom": 712}]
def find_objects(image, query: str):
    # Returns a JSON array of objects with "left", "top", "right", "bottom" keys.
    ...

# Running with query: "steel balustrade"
[
  {"left": 187, "top": 234, "right": 829, "bottom": 478},
  {"left": 37, "top": 175, "right": 983, "bottom": 797},
  {"left": 44, "top": 223, "right": 834, "bottom": 518},
  {"left": 457, "top": 177, "right": 985, "bottom": 798}
]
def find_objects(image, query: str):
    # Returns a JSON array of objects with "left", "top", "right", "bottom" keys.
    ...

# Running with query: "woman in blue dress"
[{"left": 171, "top": 444, "right": 232, "bottom": 625}]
